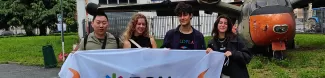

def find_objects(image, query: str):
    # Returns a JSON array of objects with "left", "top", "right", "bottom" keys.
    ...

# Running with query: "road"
[{"left": 0, "top": 64, "right": 60, "bottom": 78}]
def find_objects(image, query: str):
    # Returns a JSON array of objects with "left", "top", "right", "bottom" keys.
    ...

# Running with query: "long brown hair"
[
  {"left": 211, "top": 15, "right": 234, "bottom": 39},
  {"left": 122, "top": 13, "right": 149, "bottom": 41}
]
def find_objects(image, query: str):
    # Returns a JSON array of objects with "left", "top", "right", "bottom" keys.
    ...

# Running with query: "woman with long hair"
[
  {"left": 122, "top": 13, "right": 157, "bottom": 48},
  {"left": 206, "top": 15, "right": 252, "bottom": 78}
]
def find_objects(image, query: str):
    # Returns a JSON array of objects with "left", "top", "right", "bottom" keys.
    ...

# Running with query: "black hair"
[
  {"left": 92, "top": 10, "right": 108, "bottom": 21},
  {"left": 174, "top": 2, "right": 193, "bottom": 16},
  {"left": 211, "top": 15, "right": 234, "bottom": 39}
]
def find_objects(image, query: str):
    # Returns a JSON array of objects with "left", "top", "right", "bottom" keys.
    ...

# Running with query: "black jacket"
[{"left": 207, "top": 36, "right": 252, "bottom": 78}]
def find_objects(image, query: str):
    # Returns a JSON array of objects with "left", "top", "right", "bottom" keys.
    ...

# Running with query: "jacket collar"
[
  {"left": 213, "top": 35, "right": 239, "bottom": 43},
  {"left": 89, "top": 32, "right": 109, "bottom": 44}
]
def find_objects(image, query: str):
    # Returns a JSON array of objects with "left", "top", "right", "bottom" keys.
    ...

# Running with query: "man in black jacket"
[{"left": 160, "top": 2, "right": 206, "bottom": 50}]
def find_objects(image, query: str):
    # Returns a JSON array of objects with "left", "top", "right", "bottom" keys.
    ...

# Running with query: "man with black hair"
[
  {"left": 76, "top": 11, "right": 122, "bottom": 51},
  {"left": 161, "top": 2, "right": 206, "bottom": 50}
]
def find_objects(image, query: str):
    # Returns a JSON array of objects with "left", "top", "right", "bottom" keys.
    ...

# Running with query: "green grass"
[
  {"left": 247, "top": 34, "right": 325, "bottom": 78},
  {"left": 248, "top": 49, "right": 325, "bottom": 78},
  {"left": 295, "top": 34, "right": 325, "bottom": 48},
  {"left": 156, "top": 34, "right": 325, "bottom": 78},
  {"left": 0, "top": 35, "right": 79, "bottom": 66}
]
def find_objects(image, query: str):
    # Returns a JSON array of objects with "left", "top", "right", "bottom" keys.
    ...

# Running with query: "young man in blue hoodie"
[{"left": 160, "top": 2, "right": 206, "bottom": 50}]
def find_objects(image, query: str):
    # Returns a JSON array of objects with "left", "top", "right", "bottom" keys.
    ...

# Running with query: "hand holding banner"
[{"left": 59, "top": 48, "right": 225, "bottom": 78}]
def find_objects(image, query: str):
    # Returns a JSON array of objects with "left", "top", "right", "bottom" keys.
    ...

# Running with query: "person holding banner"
[
  {"left": 76, "top": 11, "right": 122, "bottom": 51},
  {"left": 206, "top": 15, "right": 252, "bottom": 78},
  {"left": 160, "top": 2, "right": 206, "bottom": 50},
  {"left": 122, "top": 13, "right": 157, "bottom": 48}
]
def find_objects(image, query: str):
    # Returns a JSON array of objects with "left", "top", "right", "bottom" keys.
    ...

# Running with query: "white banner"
[{"left": 59, "top": 48, "right": 225, "bottom": 78}]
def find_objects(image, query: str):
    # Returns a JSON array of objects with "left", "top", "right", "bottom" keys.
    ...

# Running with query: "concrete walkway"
[{"left": 0, "top": 64, "right": 60, "bottom": 78}]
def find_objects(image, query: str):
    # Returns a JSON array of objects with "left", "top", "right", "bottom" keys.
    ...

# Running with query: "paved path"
[{"left": 0, "top": 64, "right": 60, "bottom": 78}]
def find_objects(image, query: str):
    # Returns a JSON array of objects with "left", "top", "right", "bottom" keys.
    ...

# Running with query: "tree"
[
  {"left": 1, "top": 0, "right": 77, "bottom": 36},
  {"left": 0, "top": 0, "right": 14, "bottom": 31}
]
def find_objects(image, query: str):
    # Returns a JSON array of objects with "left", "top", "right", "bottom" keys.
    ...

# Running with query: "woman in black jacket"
[{"left": 206, "top": 15, "right": 252, "bottom": 78}]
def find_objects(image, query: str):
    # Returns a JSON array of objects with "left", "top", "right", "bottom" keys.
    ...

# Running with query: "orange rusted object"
[
  {"left": 249, "top": 13, "right": 295, "bottom": 48},
  {"left": 272, "top": 41, "right": 286, "bottom": 50}
]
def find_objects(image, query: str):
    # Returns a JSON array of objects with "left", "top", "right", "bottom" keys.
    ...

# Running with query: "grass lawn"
[
  {"left": 248, "top": 34, "right": 325, "bottom": 78},
  {"left": 0, "top": 33, "right": 324, "bottom": 77},
  {"left": 0, "top": 35, "right": 79, "bottom": 66},
  {"left": 155, "top": 34, "right": 325, "bottom": 78}
]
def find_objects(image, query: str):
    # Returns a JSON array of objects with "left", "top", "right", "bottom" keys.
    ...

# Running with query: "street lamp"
[{"left": 60, "top": 0, "right": 65, "bottom": 61}]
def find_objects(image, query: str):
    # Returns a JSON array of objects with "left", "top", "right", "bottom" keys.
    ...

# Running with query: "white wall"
[
  {"left": 77, "top": 0, "right": 86, "bottom": 39},
  {"left": 77, "top": 0, "right": 99, "bottom": 39}
]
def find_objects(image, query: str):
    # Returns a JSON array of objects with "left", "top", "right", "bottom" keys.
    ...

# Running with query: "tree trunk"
[
  {"left": 4, "top": 27, "right": 10, "bottom": 31},
  {"left": 39, "top": 26, "right": 47, "bottom": 36},
  {"left": 24, "top": 26, "right": 35, "bottom": 36}
]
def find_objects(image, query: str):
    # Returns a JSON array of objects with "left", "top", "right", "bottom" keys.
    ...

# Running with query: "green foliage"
[
  {"left": 156, "top": 39, "right": 163, "bottom": 47},
  {"left": 0, "top": 0, "right": 14, "bottom": 30},
  {"left": 66, "top": 18, "right": 78, "bottom": 32},
  {"left": 0, "top": 0, "right": 77, "bottom": 35}
]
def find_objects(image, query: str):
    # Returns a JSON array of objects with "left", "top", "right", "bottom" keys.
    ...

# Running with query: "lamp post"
[{"left": 60, "top": 0, "right": 65, "bottom": 61}]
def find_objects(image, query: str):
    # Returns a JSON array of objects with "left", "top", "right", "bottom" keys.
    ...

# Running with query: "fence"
[
  {"left": 106, "top": 15, "right": 218, "bottom": 39},
  {"left": 295, "top": 18, "right": 325, "bottom": 34},
  {"left": 83, "top": 14, "right": 325, "bottom": 40},
  {"left": 295, "top": 8, "right": 325, "bottom": 34}
]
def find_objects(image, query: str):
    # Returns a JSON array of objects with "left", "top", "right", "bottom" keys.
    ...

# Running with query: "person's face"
[
  {"left": 217, "top": 18, "right": 228, "bottom": 33},
  {"left": 232, "top": 24, "right": 237, "bottom": 34},
  {"left": 92, "top": 16, "right": 108, "bottom": 35},
  {"left": 134, "top": 18, "right": 146, "bottom": 35},
  {"left": 178, "top": 12, "right": 192, "bottom": 26}
]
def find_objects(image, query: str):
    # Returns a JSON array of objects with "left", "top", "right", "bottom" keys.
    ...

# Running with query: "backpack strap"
[
  {"left": 101, "top": 34, "right": 107, "bottom": 49},
  {"left": 83, "top": 34, "right": 88, "bottom": 50},
  {"left": 114, "top": 35, "right": 120, "bottom": 48},
  {"left": 84, "top": 33, "right": 120, "bottom": 49}
]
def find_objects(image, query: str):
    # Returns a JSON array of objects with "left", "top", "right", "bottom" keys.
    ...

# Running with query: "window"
[
  {"left": 313, "top": 10, "right": 317, "bottom": 17},
  {"left": 120, "top": 0, "right": 128, "bottom": 4},
  {"left": 130, "top": 0, "right": 136, "bottom": 3},
  {"left": 99, "top": 0, "right": 137, "bottom": 4},
  {"left": 99, "top": 0, "right": 107, "bottom": 4},
  {"left": 108, "top": 0, "right": 118, "bottom": 4}
]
